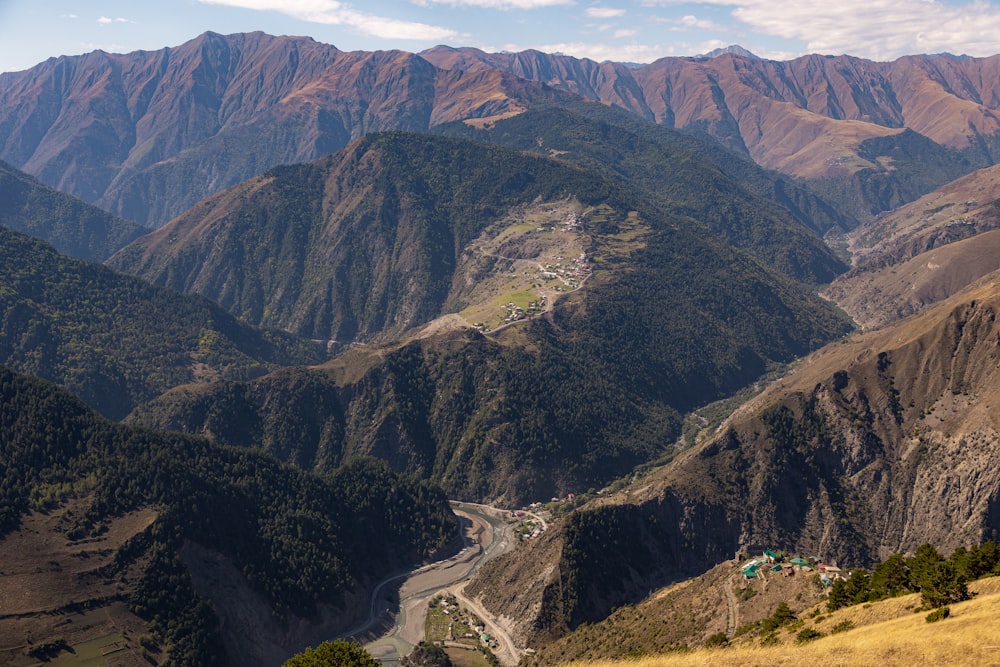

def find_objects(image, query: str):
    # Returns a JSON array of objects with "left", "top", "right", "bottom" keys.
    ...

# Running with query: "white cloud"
[
  {"left": 60, "top": 14, "right": 79, "bottom": 19},
  {"left": 614, "top": 28, "right": 638, "bottom": 38},
  {"left": 197, "top": 0, "right": 460, "bottom": 40},
  {"left": 677, "top": 14, "right": 723, "bottom": 30},
  {"left": 97, "top": 17, "right": 132, "bottom": 25},
  {"left": 414, "top": 0, "right": 573, "bottom": 7},
  {"left": 734, "top": 0, "right": 1000, "bottom": 59},
  {"left": 641, "top": 0, "right": 1000, "bottom": 60},
  {"left": 585, "top": 7, "right": 626, "bottom": 18}
]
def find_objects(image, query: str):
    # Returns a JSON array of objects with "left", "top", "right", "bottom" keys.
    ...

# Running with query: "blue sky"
[{"left": 3, "top": 0, "right": 1000, "bottom": 74}]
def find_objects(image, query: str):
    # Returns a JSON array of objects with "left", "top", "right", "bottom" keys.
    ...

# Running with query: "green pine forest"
[{"left": 0, "top": 366, "right": 457, "bottom": 665}]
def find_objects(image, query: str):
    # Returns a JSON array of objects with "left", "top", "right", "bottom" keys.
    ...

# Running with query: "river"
[{"left": 339, "top": 502, "right": 519, "bottom": 665}]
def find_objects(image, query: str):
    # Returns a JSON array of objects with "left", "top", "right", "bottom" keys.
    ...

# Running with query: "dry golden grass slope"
[{"left": 566, "top": 577, "right": 1000, "bottom": 667}]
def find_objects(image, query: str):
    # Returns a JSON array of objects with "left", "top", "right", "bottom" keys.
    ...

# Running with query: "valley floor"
[{"left": 358, "top": 503, "right": 521, "bottom": 665}]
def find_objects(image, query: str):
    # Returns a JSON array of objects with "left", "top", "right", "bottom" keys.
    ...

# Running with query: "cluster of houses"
[
  {"left": 511, "top": 509, "right": 546, "bottom": 541},
  {"left": 488, "top": 252, "right": 593, "bottom": 328},
  {"left": 500, "top": 294, "right": 548, "bottom": 324},
  {"left": 432, "top": 595, "right": 499, "bottom": 652},
  {"left": 540, "top": 253, "right": 591, "bottom": 291},
  {"left": 740, "top": 550, "right": 844, "bottom": 589},
  {"left": 536, "top": 210, "right": 583, "bottom": 233}
]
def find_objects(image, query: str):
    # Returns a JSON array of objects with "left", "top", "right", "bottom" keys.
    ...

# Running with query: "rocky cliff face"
[{"left": 468, "top": 277, "right": 1000, "bottom": 649}]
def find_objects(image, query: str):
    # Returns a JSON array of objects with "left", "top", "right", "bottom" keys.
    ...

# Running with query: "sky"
[{"left": 3, "top": 0, "right": 1000, "bottom": 74}]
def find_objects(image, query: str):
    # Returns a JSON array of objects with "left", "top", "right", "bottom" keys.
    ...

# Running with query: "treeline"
[
  {"left": 828, "top": 541, "right": 1000, "bottom": 611},
  {"left": 0, "top": 365, "right": 457, "bottom": 665},
  {"left": 0, "top": 226, "right": 324, "bottom": 419}
]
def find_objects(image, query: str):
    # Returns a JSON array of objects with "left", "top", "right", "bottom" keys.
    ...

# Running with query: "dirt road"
[
  {"left": 448, "top": 582, "right": 523, "bottom": 666},
  {"left": 723, "top": 572, "right": 738, "bottom": 639}
]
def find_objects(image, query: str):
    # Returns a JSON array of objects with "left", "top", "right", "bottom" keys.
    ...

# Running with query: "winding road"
[{"left": 340, "top": 502, "right": 520, "bottom": 665}]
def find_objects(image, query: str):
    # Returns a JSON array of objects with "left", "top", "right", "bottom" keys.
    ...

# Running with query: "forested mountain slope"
[
  {"left": 123, "top": 133, "right": 852, "bottom": 505},
  {"left": 0, "top": 226, "right": 323, "bottom": 419},
  {"left": 109, "top": 131, "right": 850, "bottom": 345},
  {"left": 0, "top": 366, "right": 457, "bottom": 666},
  {"left": 0, "top": 160, "right": 147, "bottom": 261},
  {"left": 465, "top": 272, "right": 1000, "bottom": 650}
]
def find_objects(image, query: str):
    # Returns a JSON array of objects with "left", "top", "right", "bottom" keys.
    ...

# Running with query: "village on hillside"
[
  {"left": 460, "top": 202, "right": 595, "bottom": 333},
  {"left": 739, "top": 550, "right": 844, "bottom": 591}
]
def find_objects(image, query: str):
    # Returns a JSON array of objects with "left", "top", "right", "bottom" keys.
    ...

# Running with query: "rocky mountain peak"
[{"left": 697, "top": 44, "right": 761, "bottom": 60}]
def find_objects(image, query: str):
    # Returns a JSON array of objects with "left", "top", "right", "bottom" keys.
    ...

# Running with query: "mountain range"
[
  {"left": 3, "top": 30, "right": 1000, "bottom": 666},
  {"left": 2, "top": 31, "right": 999, "bottom": 228}
]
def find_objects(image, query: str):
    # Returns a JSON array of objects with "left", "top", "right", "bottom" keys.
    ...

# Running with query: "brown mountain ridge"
[
  {"left": 423, "top": 46, "right": 1000, "bottom": 180},
  {"left": 2, "top": 32, "right": 998, "bottom": 227},
  {"left": 0, "top": 31, "right": 553, "bottom": 226}
]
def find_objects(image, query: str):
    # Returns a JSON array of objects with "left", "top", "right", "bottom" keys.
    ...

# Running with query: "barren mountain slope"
[
  {"left": 824, "top": 229, "right": 1000, "bottom": 329},
  {"left": 845, "top": 163, "right": 1000, "bottom": 267},
  {"left": 425, "top": 47, "right": 1000, "bottom": 180},
  {"left": 0, "top": 32, "right": 549, "bottom": 226},
  {"left": 825, "top": 163, "right": 1000, "bottom": 327}
]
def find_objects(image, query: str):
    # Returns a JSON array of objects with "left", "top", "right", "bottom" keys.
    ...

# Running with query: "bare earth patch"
[{"left": 0, "top": 497, "right": 161, "bottom": 666}]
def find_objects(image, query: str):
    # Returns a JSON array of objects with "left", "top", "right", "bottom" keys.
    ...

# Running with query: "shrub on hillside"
[
  {"left": 925, "top": 606, "right": 950, "bottom": 623},
  {"left": 796, "top": 628, "right": 823, "bottom": 643},
  {"left": 283, "top": 640, "right": 377, "bottom": 667},
  {"left": 830, "top": 619, "right": 854, "bottom": 634}
]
